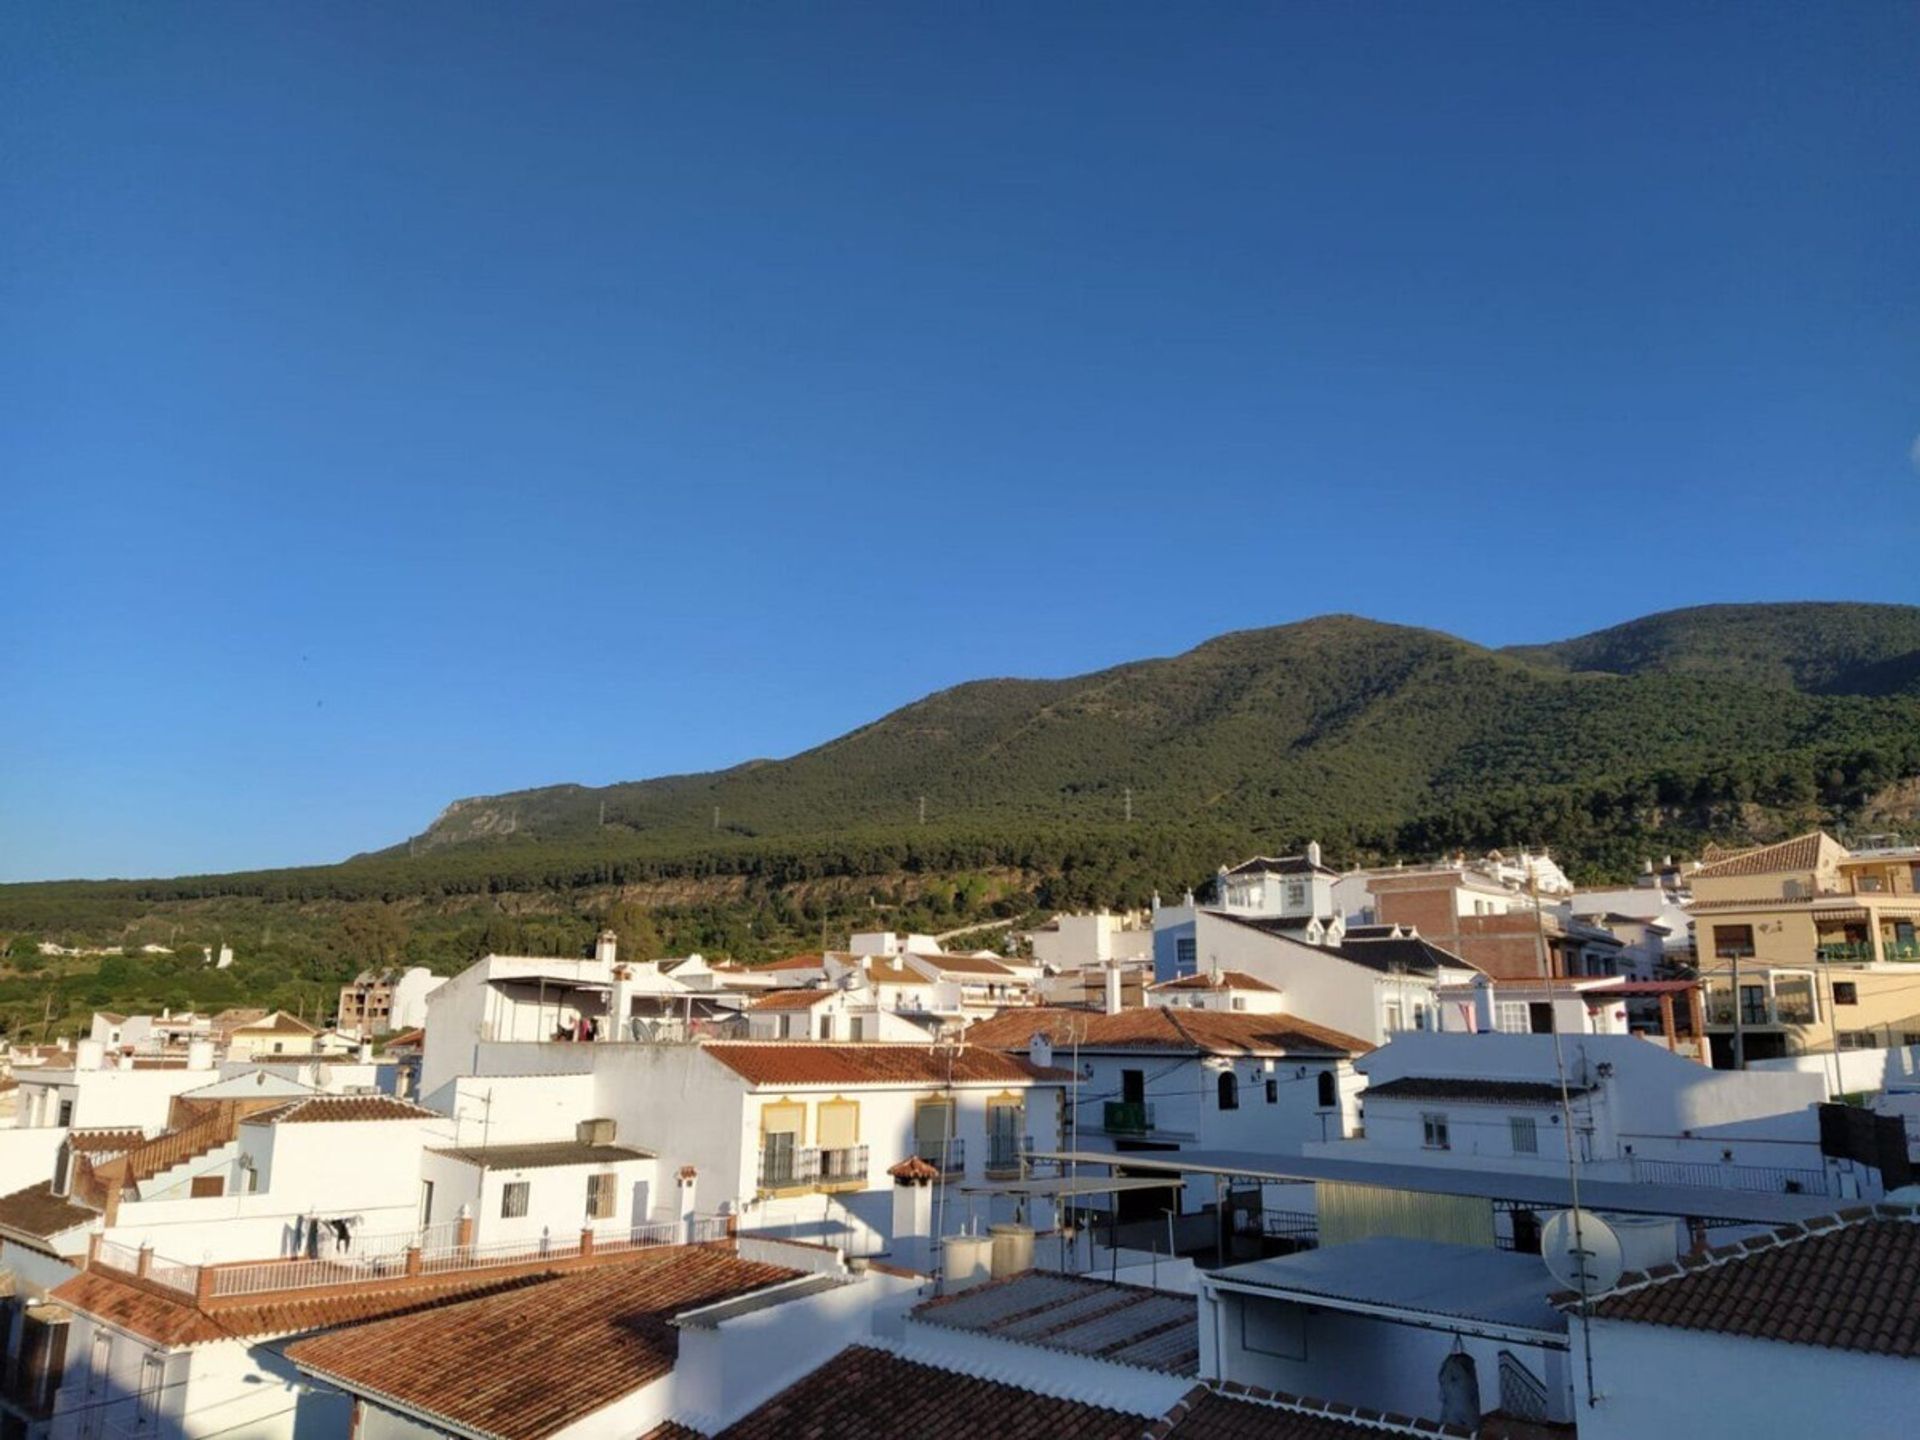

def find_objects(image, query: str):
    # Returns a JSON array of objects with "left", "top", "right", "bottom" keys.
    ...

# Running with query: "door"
[{"left": 1121, "top": 1070, "right": 1145, "bottom": 1105}]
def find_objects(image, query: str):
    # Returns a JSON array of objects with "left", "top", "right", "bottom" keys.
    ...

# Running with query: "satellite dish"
[
  {"left": 1541, "top": 1209, "right": 1624, "bottom": 1297},
  {"left": 312, "top": 1063, "right": 335, "bottom": 1090}
]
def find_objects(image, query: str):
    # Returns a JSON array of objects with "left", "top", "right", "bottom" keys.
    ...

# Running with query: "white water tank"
[
  {"left": 989, "top": 1223, "right": 1035, "bottom": 1278},
  {"left": 1596, "top": 1213, "right": 1680, "bottom": 1272},
  {"left": 943, "top": 1234, "right": 994, "bottom": 1293}
]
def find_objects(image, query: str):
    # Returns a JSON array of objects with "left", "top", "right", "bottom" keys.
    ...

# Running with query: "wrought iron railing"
[
  {"left": 758, "top": 1144, "right": 819, "bottom": 1191},
  {"left": 818, "top": 1145, "right": 868, "bottom": 1185},
  {"left": 1627, "top": 1156, "right": 1832, "bottom": 1196},
  {"left": 913, "top": 1138, "right": 964, "bottom": 1171},
  {"left": 1104, "top": 1101, "right": 1155, "bottom": 1134}
]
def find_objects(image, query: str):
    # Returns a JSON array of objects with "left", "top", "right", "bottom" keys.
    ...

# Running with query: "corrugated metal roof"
[{"left": 912, "top": 1271, "right": 1199, "bottom": 1376}]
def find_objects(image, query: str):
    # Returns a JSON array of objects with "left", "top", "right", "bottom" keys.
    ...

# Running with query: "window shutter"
[{"left": 817, "top": 1101, "right": 858, "bottom": 1151}]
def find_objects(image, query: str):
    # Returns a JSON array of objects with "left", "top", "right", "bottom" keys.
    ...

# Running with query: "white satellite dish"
[
  {"left": 1541, "top": 1208, "right": 1625, "bottom": 1297},
  {"left": 312, "top": 1063, "right": 335, "bottom": 1090}
]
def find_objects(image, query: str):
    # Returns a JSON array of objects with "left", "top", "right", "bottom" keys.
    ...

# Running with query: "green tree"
[{"left": 603, "top": 900, "right": 663, "bottom": 962}]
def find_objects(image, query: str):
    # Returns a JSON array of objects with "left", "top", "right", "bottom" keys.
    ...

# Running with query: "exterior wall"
[
  {"left": 108, "top": 1117, "right": 452, "bottom": 1262},
  {"left": 436, "top": 1155, "right": 656, "bottom": 1242},
  {"left": 14, "top": 1067, "right": 213, "bottom": 1132},
  {"left": 1065, "top": 1053, "right": 1352, "bottom": 1211},
  {"left": 434, "top": 1072, "right": 600, "bottom": 1146},
  {"left": 1571, "top": 1318, "right": 1920, "bottom": 1440},
  {"left": 1204, "top": 1287, "right": 1569, "bottom": 1426},
  {"left": 1029, "top": 912, "right": 1153, "bottom": 970}
]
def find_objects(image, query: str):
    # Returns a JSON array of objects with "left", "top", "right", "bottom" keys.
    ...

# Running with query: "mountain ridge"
[{"left": 402, "top": 602, "right": 1920, "bottom": 857}]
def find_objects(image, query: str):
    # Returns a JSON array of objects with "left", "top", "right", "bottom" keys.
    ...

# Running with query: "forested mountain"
[{"left": 2, "top": 602, "right": 1917, "bottom": 1035}]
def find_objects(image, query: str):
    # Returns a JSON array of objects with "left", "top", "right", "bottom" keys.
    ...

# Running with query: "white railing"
[
  {"left": 212, "top": 1251, "right": 413, "bottom": 1298},
  {"left": 145, "top": 1259, "right": 199, "bottom": 1297},
  {"left": 94, "top": 1240, "right": 142, "bottom": 1273}
]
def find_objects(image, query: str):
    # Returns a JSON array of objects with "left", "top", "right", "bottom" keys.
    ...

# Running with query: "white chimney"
[
  {"left": 1031, "top": 1033, "right": 1053, "bottom": 1069},
  {"left": 187, "top": 1039, "right": 215, "bottom": 1071},
  {"left": 595, "top": 929, "right": 618, "bottom": 967},
  {"left": 75, "top": 1039, "right": 104, "bottom": 1071},
  {"left": 1471, "top": 974, "right": 1496, "bottom": 1034},
  {"left": 1103, "top": 965, "right": 1123, "bottom": 1015},
  {"left": 1307, "top": 840, "right": 1322, "bottom": 868}
]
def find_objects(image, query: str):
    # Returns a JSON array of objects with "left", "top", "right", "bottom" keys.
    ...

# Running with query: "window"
[
  {"left": 1832, "top": 982, "right": 1858, "bottom": 1005},
  {"left": 501, "top": 1181, "right": 530, "bottom": 1218},
  {"left": 136, "top": 1351, "right": 165, "bottom": 1428},
  {"left": 1232, "top": 997, "right": 1247, "bottom": 1011},
  {"left": 1265, "top": 1078, "right": 1278, "bottom": 1104},
  {"left": 987, "top": 1101, "right": 1026, "bottom": 1171},
  {"left": 1413, "top": 1005, "right": 1429, "bottom": 1031},
  {"left": 586, "top": 1172, "right": 617, "bottom": 1220},
  {"left": 1837, "top": 1031, "right": 1876, "bottom": 1051},
  {"left": 1217, "top": 1072, "right": 1240, "bottom": 1111},
  {"left": 1510, "top": 1117, "right": 1539, "bottom": 1155},
  {"left": 848, "top": 1017, "right": 865, "bottom": 1041},
  {"left": 1383, "top": 1002, "right": 1404, "bottom": 1033},
  {"left": 1903, "top": 1033, "right": 1920, "bottom": 1049},
  {"left": 56, "top": 1100, "right": 73, "bottom": 1128},
  {"left": 817, "top": 1015, "right": 832, "bottom": 1040},
  {"left": 1739, "top": 987, "right": 1769, "bottom": 1026},
  {"left": 1284, "top": 881, "right": 1306, "bottom": 909},
  {"left": 1422, "top": 1113, "right": 1450, "bottom": 1150},
  {"left": 189, "top": 1176, "right": 224, "bottom": 1198},
  {"left": 1317, "top": 1071, "right": 1337, "bottom": 1109},
  {"left": 1496, "top": 1002, "right": 1529, "bottom": 1035},
  {"left": 1714, "top": 925, "right": 1756, "bottom": 960},
  {"left": 915, "top": 1100, "right": 954, "bottom": 1167},
  {"left": 1175, "top": 937, "right": 1197, "bottom": 974}
]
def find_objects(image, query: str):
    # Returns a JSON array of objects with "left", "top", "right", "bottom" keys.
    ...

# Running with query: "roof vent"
[{"left": 577, "top": 1117, "right": 616, "bottom": 1146}]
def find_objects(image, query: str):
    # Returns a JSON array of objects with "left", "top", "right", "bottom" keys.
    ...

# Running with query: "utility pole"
[
  {"left": 1124, "top": 787, "right": 1132, "bottom": 823},
  {"left": 918, "top": 795, "right": 927, "bottom": 826},
  {"left": 712, "top": 806, "right": 720, "bottom": 833}
]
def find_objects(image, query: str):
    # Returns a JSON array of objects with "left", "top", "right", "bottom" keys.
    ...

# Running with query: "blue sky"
[{"left": 3, "top": 3, "right": 1916, "bottom": 882}]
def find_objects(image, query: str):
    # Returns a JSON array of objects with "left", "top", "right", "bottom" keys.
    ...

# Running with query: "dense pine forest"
[{"left": 3, "top": 602, "right": 1917, "bottom": 1039}]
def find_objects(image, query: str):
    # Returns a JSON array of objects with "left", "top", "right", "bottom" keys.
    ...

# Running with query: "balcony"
[
  {"left": 1103, "top": 1101, "right": 1156, "bottom": 1135},
  {"left": 1817, "top": 942, "right": 1875, "bottom": 963},
  {"left": 758, "top": 1144, "right": 818, "bottom": 1193},
  {"left": 818, "top": 1145, "right": 869, "bottom": 1190},
  {"left": 913, "top": 1137, "right": 964, "bottom": 1172}
]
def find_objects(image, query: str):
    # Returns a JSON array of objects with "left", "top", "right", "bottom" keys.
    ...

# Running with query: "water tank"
[
  {"left": 1596, "top": 1212, "right": 1680, "bottom": 1272},
  {"left": 989, "top": 1223, "right": 1035, "bottom": 1278},
  {"left": 942, "top": 1234, "right": 994, "bottom": 1293}
]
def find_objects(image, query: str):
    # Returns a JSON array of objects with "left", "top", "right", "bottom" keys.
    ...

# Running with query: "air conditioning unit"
[{"left": 577, "top": 1117, "right": 617, "bottom": 1146}]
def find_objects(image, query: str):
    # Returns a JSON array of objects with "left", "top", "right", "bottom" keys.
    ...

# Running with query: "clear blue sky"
[{"left": 3, "top": 3, "right": 1916, "bottom": 882}]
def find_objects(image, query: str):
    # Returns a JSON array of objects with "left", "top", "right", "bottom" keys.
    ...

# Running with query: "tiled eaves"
[
  {"left": 1554, "top": 1203, "right": 1920, "bottom": 1357},
  {"left": 1149, "top": 1382, "right": 1476, "bottom": 1438}
]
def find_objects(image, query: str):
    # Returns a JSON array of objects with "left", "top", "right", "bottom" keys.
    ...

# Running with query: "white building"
[
  {"left": 1151, "top": 908, "right": 1475, "bottom": 1046},
  {"left": 1570, "top": 1207, "right": 1920, "bottom": 1439},
  {"left": 1025, "top": 910, "right": 1153, "bottom": 970},
  {"left": 1312, "top": 1032, "right": 1859, "bottom": 1201},
  {"left": 965, "top": 1007, "right": 1366, "bottom": 1217}
]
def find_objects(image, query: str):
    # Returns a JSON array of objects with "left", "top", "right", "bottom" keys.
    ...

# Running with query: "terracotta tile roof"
[
  {"left": 290, "top": 1246, "right": 796, "bottom": 1439},
  {"left": 242, "top": 1095, "right": 442, "bottom": 1125},
  {"left": 913, "top": 952, "right": 1018, "bottom": 977},
  {"left": 965, "top": 1007, "right": 1368, "bottom": 1058},
  {"left": 52, "top": 1267, "right": 549, "bottom": 1347},
  {"left": 1363, "top": 1077, "right": 1590, "bottom": 1105},
  {"left": 1159, "top": 1385, "right": 1471, "bottom": 1439},
  {"left": 1149, "top": 971, "right": 1281, "bottom": 993},
  {"left": 716, "top": 1345, "right": 1144, "bottom": 1440},
  {"left": 757, "top": 953, "right": 828, "bottom": 972},
  {"left": 748, "top": 989, "right": 833, "bottom": 1011},
  {"left": 701, "top": 1043, "right": 1073, "bottom": 1088},
  {"left": 1690, "top": 832, "right": 1832, "bottom": 880},
  {"left": 0, "top": 1182, "right": 97, "bottom": 1242},
  {"left": 384, "top": 1027, "right": 424, "bottom": 1048},
  {"left": 241, "top": 1010, "right": 320, "bottom": 1034},
  {"left": 1582, "top": 1209, "right": 1920, "bottom": 1358},
  {"left": 887, "top": 1156, "right": 942, "bottom": 1182},
  {"left": 639, "top": 1426, "right": 707, "bottom": 1440}
]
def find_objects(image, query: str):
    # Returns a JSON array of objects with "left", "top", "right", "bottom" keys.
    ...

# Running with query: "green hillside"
[{"left": 2, "top": 602, "right": 1917, "bottom": 1037}]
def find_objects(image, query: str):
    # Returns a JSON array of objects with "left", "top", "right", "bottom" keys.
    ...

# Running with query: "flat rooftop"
[
  {"left": 1211, "top": 1238, "right": 1567, "bottom": 1338},
  {"left": 912, "top": 1270, "right": 1199, "bottom": 1375},
  {"left": 1039, "top": 1148, "right": 1846, "bottom": 1226}
]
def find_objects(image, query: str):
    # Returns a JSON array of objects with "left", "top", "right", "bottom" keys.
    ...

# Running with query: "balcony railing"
[
  {"left": 1817, "top": 942, "right": 1876, "bottom": 963},
  {"left": 913, "top": 1138, "right": 964, "bottom": 1172},
  {"left": 818, "top": 1145, "right": 869, "bottom": 1186},
  {"left": 1104, "top": 1101, "right": 1155, "bottom": 1135},
  {"left": 1626, "top": 1156, "right": 1833, "bottom": 1196},
  {"left": 758, "top": 1144, "right": 818, "bottom": 1191}
]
